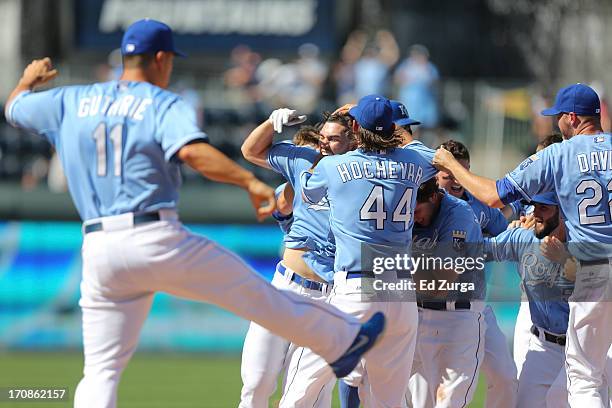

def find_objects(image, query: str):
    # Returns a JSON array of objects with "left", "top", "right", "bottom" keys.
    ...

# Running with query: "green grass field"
[{"left": 0, "top": 352, "right": 486, "bottom": 407}]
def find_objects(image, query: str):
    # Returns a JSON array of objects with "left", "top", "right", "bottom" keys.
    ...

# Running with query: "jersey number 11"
[{"left": 93, "top": 123, "right": 123, "bottom": 177}]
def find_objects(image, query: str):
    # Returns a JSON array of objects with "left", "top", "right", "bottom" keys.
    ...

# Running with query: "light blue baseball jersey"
[
  {"left": 302, "top": 147, "right": 437, "bottom": 272},
  {"left": 509, "top": 200, "right": 534, "bottom": 219},
  {"left": 405, "top": 141, "right": 508, "bottom": 236},
  {"left": 463, "top": 191, "right": 508, "bottom": 236},
  {"left": 497, "top": 135, "right": 612, "bottom": 260},
  {"left": 267, "top": 141, "right": 335, "bottom": 281},
  {"left": 271, "top": 182, "right": 294, "bottom": 235},
  {"left": 485, "top": 227, "right": 574, "bottom": 334},
  {"left": 413, "top": 192, "right": 486, "bottom": 300},
  {"left": 6, "top": 81, "right": 207, "bottom": 221}
]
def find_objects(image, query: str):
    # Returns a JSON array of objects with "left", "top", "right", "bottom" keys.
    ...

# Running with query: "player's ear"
[
  {"left": 154, "top": 51, "right": 169, "bottom": 68},
  {"left": 569, "top": 112, "right": 579, "bottom": 127}
]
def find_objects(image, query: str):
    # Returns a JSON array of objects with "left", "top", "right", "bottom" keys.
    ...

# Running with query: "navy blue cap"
[
  {"left": 390, "top": 100, "right": 421, "bottom": 126},
  {"left": 121, "top": 19, "right": 186, "bottom": 57},
  {"left": 541, "top": 83, "right": 601, "bottom": 116},
  {"left": 523, "top": 192, "right": 558, "bottom": 206},
  {"left": 349, "top": 95, "right": 394, "bottom": 135}
]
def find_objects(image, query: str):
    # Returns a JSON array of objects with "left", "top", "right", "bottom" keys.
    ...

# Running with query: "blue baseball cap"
[
  {"left": 390, "top": 100, "right": 421, "bottom": 126},
  {"left": 121, "top": 19, "right": 186, "bottom": 57},
  {"left": 523, "top": 192, "right": 558, "bottom": 206},
  {"left": 348, "top": 95, "right": 394, "bottom": 135},
  {"left": 541, "top": 83, "right": 600, "bottom": 116}
]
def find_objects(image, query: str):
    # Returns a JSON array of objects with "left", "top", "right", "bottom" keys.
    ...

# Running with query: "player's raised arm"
[
  {"left": 178, "top": 142, "right": 276, "bottom": 220},
  {"left": 241, "top": 108, "right": 306, "bottom": 168},
  {"left": 433, "top": 147, "right": 503, "bottom": 208},
  {"left": 6, "top": 57, "right": 58, "bottom": 107}
]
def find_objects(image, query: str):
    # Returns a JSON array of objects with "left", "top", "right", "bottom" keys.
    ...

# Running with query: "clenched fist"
[
  {"left": 20, "top": 57, "right": 58, "bottom": 89},
  {"left": 432, "top": 147, "right": 457, "bottom": 172}
]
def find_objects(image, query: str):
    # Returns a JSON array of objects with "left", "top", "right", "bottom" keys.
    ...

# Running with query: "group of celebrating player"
[
  {"left": 5, "top": 18, "right": 611, "bottom": 408},
  {"left": 239, "top": 82, "right": 611, "bottom": 408}
]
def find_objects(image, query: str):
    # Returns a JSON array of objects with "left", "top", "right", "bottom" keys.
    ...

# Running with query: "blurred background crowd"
[{"left": 1, "top": 0, "right": 611, "bottom": 223}]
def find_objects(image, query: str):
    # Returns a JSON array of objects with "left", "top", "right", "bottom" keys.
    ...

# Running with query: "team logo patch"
[
  {"left": 595, "top": 135, "right": 606, "bottom": 143},
  {"left": 452, "top": 230, "right": 467, "bottom": 251},
  {"left": 519, "top": 154, "right": 539, "bottom": 170}
]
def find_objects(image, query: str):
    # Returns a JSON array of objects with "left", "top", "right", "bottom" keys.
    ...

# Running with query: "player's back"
[
  {"left": 543, "top": 135, "right": 612, "bottom": 258},
  {"left": 9, "top": 80, "right": 205, "bottom": 221},
  {"left": 317, "top": 147, "right": 436, "bottom": 272},
  {"left": 413, "top": 193, "right": 486, "bottom": 300}
]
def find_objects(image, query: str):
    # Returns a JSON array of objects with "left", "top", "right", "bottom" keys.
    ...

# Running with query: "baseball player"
[
  {"left": 433, "top": 83, "right": 612, "bottom": 407},
  {"left": 282, "top": 95, "right": 438, "bottom": 407},
  {"left": 434, "top": 139, "right": 518, "bottom": 408},
  {"left": 484, "top": 192, "right": 576, "bottom": 407},
  {"left": 337, "top": 99, "right": 423, "bottom": 408},
  {"left": 239, "top": 112, "right": 357, "bottom": 408},
  {"left": 338, "top": 99, "right": 422, "bottom": 408},
  {"left": 511, "top": 134, "right": 563, "bottom": 376},
  {"left": 4, "top": 20, "right": 386, "bottom": 408},
  {"left": 405, "top": 177, "right": 486, "bottom": 408}
]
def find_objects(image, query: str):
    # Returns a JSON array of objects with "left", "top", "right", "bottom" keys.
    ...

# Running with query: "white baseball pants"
[
  {"left": 566, "top": 261, "right": 612, "bottom": 408},
  {"left": 279, "top": 272, "right": 418, "bottom": 408},
  {"left": 513, "top": 301, "right": 532, "bottom": 376},
  {"left": 481, "top": 305, "right": 518, "bottom": 408},
  {"left": 546, "top": 347, "right": 610, "bottom": 408},
  {"left": 515, "top": 326, "right": 565, "bottom": 408},
  {"left": 72, "top": 213, "right": 361, "bottom": 408},
  {"left": 406, "top": 305, "right": 486, "bottom": 408},
  {"left": 239, "top": 263, "right": 331, "bottom": 408}
]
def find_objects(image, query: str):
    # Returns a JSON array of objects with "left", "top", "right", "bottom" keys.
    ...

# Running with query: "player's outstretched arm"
[
  {"left": 433, "top": 147, "right": 503, "bottom": 208},
  {"left": 6, "top": 58, "right": 58, "bottom": 107},
  {"left": 241, "top": 108, "right": 306, "bottom": 169},
  {"left": 178, "top": 142, "right": 276, "bottom": 220}
]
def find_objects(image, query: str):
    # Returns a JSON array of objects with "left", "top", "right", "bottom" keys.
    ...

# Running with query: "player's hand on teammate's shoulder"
[
  {"left": 246, "top": 178, "right": 277, "bottom": 221},
  {"left": 268, "top": 108, "right": 307, "bottom": 134},
  {"left": 20, "top": 57, "right": 58, "bottom": 89},
  {"left": 508, "top": 214, "right": 536, "bottom": 230}
]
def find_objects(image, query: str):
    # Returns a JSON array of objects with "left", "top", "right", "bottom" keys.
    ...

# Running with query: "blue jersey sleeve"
[
  {"left": 484, "top": 228, "right": 521, "bottom": 262},
  {"left": 499, "top": 147, "right": 557, "bottom": 204},
  {"left": 484, "top": 207, "right": 509, "bottom": 236},
  {"left": 157, "top": 97, "right": 208, "bottom": 162},
  {"left": 6, "top": 89, "right": 66, "bottom": 145},
  {"left": 267, "top": 141, "right": 298, "bottom": 181},
  {"left": 508, "top": 200, "right": 523, "bottom": 219},
  {"left": 412, "top": 145, "right": 438, "bottom": 183},
  {"left": 301, "top": 159, "right": 330, "bottom": 205}
]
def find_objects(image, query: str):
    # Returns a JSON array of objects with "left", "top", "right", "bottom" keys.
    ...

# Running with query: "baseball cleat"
[{"left": 330, "top": 312, "right": 386, "bottom": 378}]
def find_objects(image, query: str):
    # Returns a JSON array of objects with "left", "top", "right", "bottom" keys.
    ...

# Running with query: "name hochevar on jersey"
[
  {"left": 336, "top": 160, "right": 424, "bottom": 184},
  {"left": 77, "top": 95, "right": 153, "bottom": 120}
]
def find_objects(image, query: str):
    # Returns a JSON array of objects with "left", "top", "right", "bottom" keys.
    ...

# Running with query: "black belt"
[
  {"left": 531, "top": 325, "right": 566, "bottom": 346},
  {"left": 417, "top": 300, "right": 472, "bottom": 311},
  {"left": 84, "top": 211, "right": 161, "bottom": 234},
  {"left": 579, "top": 259, "right": 610, "bottom": 267}
]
